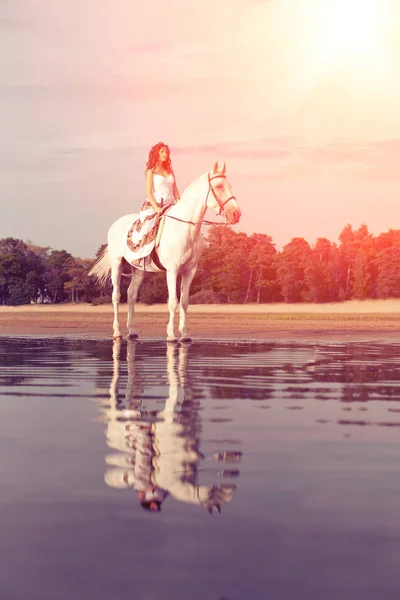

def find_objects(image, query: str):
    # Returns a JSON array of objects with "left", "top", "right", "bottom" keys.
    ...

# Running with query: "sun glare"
[{"left": 309, "top": 0, "right": 392, "bottom": 73}]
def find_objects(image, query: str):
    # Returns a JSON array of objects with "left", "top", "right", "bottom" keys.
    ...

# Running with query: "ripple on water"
[{"left": 1, "top": 336, "right": 400, "bottom": 600}]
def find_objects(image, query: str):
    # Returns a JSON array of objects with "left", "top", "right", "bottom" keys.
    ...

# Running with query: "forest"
[{"left": 1, "top": 223, "right": 400, "bottom": 306}]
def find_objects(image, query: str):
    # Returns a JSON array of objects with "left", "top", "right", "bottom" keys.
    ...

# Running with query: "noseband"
[{"left": 206, "top": 173, "right": 236, "bottom": 216}]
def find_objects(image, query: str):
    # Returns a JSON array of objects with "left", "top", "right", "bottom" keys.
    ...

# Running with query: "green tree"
[
  {"left": 138, "top": 272, "right": 168, "bottom": 304},
  {"left": 246, "top": 233, "right": 277, "bottom": 303},
  {"left": 65, "top": 257, "right": 98, "bottom": 302},
  {"left": 0, "top": 238, "right": 45, "bottom": 305},
  {"left": 303, "top": 238, "right": 341, "bottom": 303},
  {"left": 338, "top": 224, "right": 356, "bottom": 298},
  {"left": 43, "top": 250, "right": 73, "bottom": 303},
  {"left": 338, "top": 224, "right": 376, "bottom": 300},
  {"left": 374, "top": 241, "right": 400, "bottom": 298},
  {"left": 276, "top": 238, "right": 312, "bottom": 302},
  {"left": 191, "top": 226, "right": 249, "bottom": 303},
  {"left": 351, "top": 224, "right": 376, "bottom": 299}
]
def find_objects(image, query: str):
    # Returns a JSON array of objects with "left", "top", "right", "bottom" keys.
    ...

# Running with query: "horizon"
[
  {"left": 1, "top": 0, "right": 400, "bottom": 257},
  {"left": 2, "top": 219, "right": 395, "bottom": 260}
]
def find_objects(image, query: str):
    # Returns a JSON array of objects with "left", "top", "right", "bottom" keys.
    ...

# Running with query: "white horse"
[{"left": 89, "top": 161, "right": 241, "bottom": 341}]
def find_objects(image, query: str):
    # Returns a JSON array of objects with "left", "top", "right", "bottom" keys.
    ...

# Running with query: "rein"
[
  {"left": 165, "top": 214, "right": 228, "bottom": 226},
  {"left": 164, "top": 173, "right": 236, "bottom": 226}
]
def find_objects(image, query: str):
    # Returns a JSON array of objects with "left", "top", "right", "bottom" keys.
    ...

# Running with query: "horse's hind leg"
[
  {"left": 127, "top": 267, "right": 144, "bottom": 339},
  {"left": 111, "top": 258, "right": 123, "bottom": 339},
  {"left": 179, "top": 265, "right": 197, "bottom": 342},
  {"left": 166, "top": 269, "right": 179, "bottom": 342}
]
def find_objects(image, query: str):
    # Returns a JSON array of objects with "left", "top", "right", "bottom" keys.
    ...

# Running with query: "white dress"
[
  {"left": 151, "top": 173, "right": 175, "bottom": 206},
  {"left": 126, "top": 172, "right": 175, "bottom": 266}
]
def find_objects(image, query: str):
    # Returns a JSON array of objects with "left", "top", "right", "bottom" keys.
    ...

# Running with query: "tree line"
[{"left": 1, "top": 223, "right": 400, "bottom": 305}]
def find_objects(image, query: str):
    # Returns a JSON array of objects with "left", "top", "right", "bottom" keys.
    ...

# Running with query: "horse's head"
[{"left": 206, "top": 161, "right": 241, "bottom": 225}]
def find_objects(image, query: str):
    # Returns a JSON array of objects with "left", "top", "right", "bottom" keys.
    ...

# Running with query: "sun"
[{"left": 308, "top": 0, "right": 392, "bottom": 73}]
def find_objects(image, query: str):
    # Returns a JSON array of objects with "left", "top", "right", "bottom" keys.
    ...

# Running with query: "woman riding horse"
[
  {"left": 88, "top": 152, "right": 241, "bottom": 341},
  {"left": 127, "top": 142, "right": 181, "bottom": 268}
]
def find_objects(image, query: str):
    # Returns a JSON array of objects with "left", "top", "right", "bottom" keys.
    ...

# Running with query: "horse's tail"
[{"left": 88, "top": 246, "right": 111, "bottom": 285}]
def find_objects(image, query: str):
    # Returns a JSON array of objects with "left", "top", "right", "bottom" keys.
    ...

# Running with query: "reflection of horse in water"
[{"left": 103, "top": 340, "right": 239, "bottom": 514}]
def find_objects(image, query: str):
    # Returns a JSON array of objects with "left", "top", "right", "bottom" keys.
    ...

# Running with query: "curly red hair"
[{"left": 145, "top": 142, "right": 172, "bottom": 173}]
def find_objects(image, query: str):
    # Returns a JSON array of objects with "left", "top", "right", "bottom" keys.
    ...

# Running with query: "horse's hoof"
[
  {"left": 167, "top": 338, "right": 178, "bottom": 344},
  {"left": 128, "top": 333, "right": 139, "bottom": 340},
  {"left": 180, "top": 337, "right": 192, "bottom": 344}
]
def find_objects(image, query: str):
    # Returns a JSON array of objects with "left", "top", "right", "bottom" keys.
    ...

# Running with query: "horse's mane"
[{"left": 180, "top": 172, "right": 208, "bottom": 202}]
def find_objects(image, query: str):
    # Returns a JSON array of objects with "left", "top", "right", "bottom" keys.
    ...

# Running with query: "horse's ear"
[
  {"left": 221, "top": 161, "right": 226, "bottom": 175},
  {"left": 212, "top": 160, "right": 219, "bottom": 174}
]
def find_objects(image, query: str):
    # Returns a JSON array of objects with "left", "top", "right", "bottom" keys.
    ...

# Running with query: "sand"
[{"left": 1, "top": 300, "right": 400, "bottom": 341}]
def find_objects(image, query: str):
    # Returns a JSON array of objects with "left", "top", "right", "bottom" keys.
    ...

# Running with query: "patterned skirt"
[{"left": 125, "top": 199, "right": 173, "bottom": 268}]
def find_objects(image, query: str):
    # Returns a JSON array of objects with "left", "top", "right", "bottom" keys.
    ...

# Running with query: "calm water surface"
[{"left": 1, "top": 336, "right": 400, "bottom": 600}]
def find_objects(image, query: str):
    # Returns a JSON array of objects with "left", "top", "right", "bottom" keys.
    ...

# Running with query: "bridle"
[
  {"left": 165, "top": 171, "right": 236, "bottom": 226},
  {"left": 205, "top": 172, "right": 237, "bottom": 217}
]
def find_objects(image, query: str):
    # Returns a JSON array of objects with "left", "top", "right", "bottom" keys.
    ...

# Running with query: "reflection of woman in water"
[
  {"left": 119, "top": 421, "right": 169, "bottom": 512},
  {"left": 105, "top": 339, "right": 168, "bottom": 512},
  {"left": 104, "top": 340, "right": 237, "bottom": 514}
]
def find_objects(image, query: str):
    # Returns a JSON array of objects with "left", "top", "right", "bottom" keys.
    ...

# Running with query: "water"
[{"left": 1, "top": 336, "right": 400, "bottom": 600}]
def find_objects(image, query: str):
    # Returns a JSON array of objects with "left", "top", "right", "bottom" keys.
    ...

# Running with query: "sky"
[{"left": 1, "top": 0, "right": 400, "bottom": 257}]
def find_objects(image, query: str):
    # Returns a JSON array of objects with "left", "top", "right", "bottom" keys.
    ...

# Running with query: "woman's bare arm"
[{"left": 172, "top": 171, "right": 180, "bottom": 201}]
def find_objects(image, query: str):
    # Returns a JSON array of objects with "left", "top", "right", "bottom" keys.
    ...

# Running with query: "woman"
[
  {"left": 126, "top": 142, "right": 180, "bottom": 266},
  {"left": 145, "top": 142, "right": 180, "bottom": 214}
]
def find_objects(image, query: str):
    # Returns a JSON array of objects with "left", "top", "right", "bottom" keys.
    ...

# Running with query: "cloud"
[
  {"left": 173, "top": 139, "right": 294, "bottom": 161},
  {"left": 172, "top": 136, "right": 400, "bottom": 176}
]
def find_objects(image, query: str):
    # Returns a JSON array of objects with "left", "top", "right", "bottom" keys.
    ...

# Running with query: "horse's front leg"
[
  {"left": 179, "top": 265, "right": 197, "bottom": 342},
  {"left": 127, "top": 267, "right": 144, "bottom": 339},
  {"left": 166, "top": 269, "right": 179, "bottom": 342},
  {"left": 111, "top": 259, "right": 123, "bottom": 339}
]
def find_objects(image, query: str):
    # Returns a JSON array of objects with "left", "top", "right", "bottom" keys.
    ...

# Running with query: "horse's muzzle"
[{"left": 228, "top": 209, "right": 241, "bottom": 225}]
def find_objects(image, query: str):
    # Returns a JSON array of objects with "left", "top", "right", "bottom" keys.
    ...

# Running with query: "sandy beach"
[{"left": 1, "top": 300, "right": 400, "bottom": 341}]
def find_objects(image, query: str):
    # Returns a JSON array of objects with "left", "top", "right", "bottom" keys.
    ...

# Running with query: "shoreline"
[
  {"left": 1, "top": 301, "right": 400, "bottom": 341},
  {"left": 2, "top": 298, "right": 400, "bottom": 314}
]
